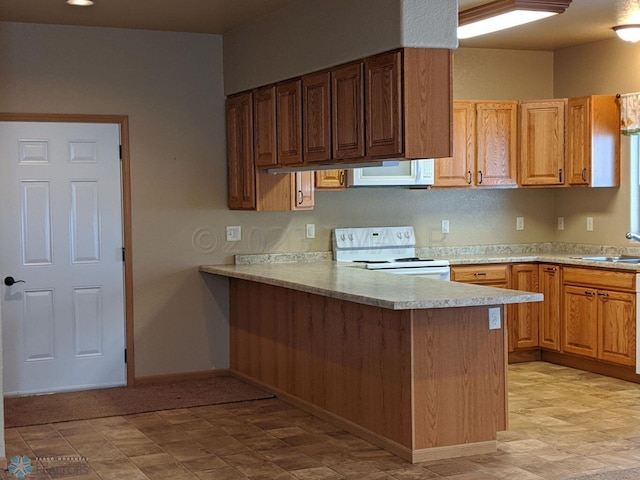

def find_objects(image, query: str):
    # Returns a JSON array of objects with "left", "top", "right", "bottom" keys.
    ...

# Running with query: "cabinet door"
[
  {"left": 476, "top": 102, "right": 517, "bottom": 187},
  {"left": 509, "top": 264, "right": 539, "bottom": 351},
  {"left": 303, "top": 72, "right": 332, "bottom": 163},
  {"left": 365, "top": 51, "right": 402, "bottom": 158},
  {"left": 254, "top": 86, "right": 277, "bottom": 167},
  {"left": 567, "top": 96, "right": 620, "bottom": 187},
  {"left": 435, "top": 101, "right": 476, "bottom": 187},
  {"left": 519, "top": 100, "right": 566, "bottom": 186},
  {"left": 276, "top": 80, "right": 303, "bottom": 166},
  {"left": 538, "top": 264, "right": 561, "bottom": 351},
  {"left": 562, "top": 285, "right": 598, "bottom": 358},
  {"left": 598, "top": 290, "right": 636, "bottom": 366},
  {"left": 226, "top": 92, "right": 256, "bottom": 210},
  {"left": 332, "top": 62, "right": 364, "bottom": 160},
  {"left": 567, "top": 97, "right": 590, "bottom": 185},
  {"left": 291, "top": 171, "right": 314, "bottom": 210},
  {"left": 315, "top": 170, "right": 346, "bottom": 190}
]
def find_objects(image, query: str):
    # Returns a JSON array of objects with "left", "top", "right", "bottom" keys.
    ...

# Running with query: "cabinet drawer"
[
  {"left": 451, "top": 264, "right": 509, "bottom": 284},
  {"left": 563, "top": 267, "right": 636, "bottom": 292}
]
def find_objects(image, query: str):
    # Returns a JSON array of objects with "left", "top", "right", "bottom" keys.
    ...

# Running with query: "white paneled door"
[{"left": 0, "top": 122, "right": 126, "bottom": 395}]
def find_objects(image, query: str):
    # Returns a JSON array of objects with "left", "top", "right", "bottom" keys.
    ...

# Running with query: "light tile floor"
[{"left": 5, "top": 362, "right": 640, "bottom": 479}]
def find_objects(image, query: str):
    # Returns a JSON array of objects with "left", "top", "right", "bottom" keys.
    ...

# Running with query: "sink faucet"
[{"left": 626, "top": 232, "right": 640, "bottom": 242}]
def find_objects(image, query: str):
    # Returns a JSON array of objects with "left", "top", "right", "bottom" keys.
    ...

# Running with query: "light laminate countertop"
[{"left": 199, "top": 262, "right": 542, "bottom": 310}]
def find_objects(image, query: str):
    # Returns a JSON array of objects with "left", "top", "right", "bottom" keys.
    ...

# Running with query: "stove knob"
[
  {"left": 348, "top": 234, "right": 354, "bottom": 241},
  {"left": 397, "top": 232, "right": 402, "bottom": 239},
  {"left": 340, "top": 234, "right": 346, "bottom": 241},
  {"left": 405, "top": 231, "right": 410, "bottom": 238}
]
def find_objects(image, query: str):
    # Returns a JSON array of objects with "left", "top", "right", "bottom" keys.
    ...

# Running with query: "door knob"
[{"left": 4, "top": 277, "right": 25, "bottom": 286}]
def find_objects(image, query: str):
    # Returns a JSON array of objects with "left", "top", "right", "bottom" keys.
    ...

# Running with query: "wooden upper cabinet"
[
  {"left": 476, "top": 102, "right": 518, "bottom": 187},
  {"left": 226, "top": 92, "right": 256, "bottom": 210},
  {"left": 303, "top": 72, "right": 332, "bottom": 163},
  {"left": 567, "top": 95, "right": 620, "bottom": 187},
  {"left": 332, "top": 62, "right": 365, "bottom": 160},
  {"left": 291, "top": 171, "right": 314, "bottom": 210},
  {"left": 276, "top": 80, "right": 303, "bottom": 166},
  {"left": 435, "top": 101, "right": 476, "bottom": 186},
  {"left": 315, "top": 170, "right": 346, "bottom": 190},
  {"left": 365, "top": 51, "right": 402, "bottom": 158},
  {"left": 254, "top": 86, "right": 277, "bottom": 167},
  {"left": 519, "top": 99, "right": 567, "bottom": 186}
]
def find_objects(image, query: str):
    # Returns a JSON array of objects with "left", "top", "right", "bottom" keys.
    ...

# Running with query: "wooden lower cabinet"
[
  {"left": 538, "top": 264, "right": 561, "bottom": 351},
  {"left": 509, "top": 264, "right": 539, "bottom": 352},
  {"left": 562, "top": 267, "right": 636, "bottom": 367}
]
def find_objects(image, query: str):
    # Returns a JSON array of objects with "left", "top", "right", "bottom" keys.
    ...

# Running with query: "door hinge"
[
  {"left": 119, "top": 145, "right": 122, "bottom": 160},
  {"left": 124, "top": 348, "right": 127, "bottom": 363},
  {"left": 122, "top": 247, "right": 126, "bottom": 262}
]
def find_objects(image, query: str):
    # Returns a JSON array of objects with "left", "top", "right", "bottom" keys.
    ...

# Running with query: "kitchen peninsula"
[{"left": 200, "top": 262, "right": 542, "bottom": 463}]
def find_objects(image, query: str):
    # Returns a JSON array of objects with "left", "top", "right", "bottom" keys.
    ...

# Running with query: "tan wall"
[
  {"left": 223, "top": 0, "right": 457, "bottom": 94},
  {"left": 0, "top": 20, "right": 557, "bottom": 377},
  {"left": 0, "top": 22, "right": 231, "bottom": 377},
  {"left": 553, "top": 38, "right": 638, "bottom": 246}
]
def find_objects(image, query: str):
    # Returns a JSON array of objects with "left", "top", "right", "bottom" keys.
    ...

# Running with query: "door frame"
[{"left": 0, "top": 113, "right": 135, "bottom": 386}]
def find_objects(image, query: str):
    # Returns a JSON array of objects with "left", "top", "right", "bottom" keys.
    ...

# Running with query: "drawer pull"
[
  {"left": 544, "top": 267, "right": 558, "bottom": 273},
  {"left": 474, "top": 272, "right": 487, "bottom": 277},
  {"left": 598, "top": 292, "right": 609, "bottom": 298}
]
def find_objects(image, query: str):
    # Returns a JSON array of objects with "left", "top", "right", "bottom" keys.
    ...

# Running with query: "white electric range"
[{"left": 332, "top": 226, "right": 450, "bottom": 280}]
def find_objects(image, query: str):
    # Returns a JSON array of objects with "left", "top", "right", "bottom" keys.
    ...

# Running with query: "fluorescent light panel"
[
  {"left": 458, "top": 10, "right": 557, "bottom": 38},
  {"left": 458, "top": 0, "right": 572, "bottom": 39}
]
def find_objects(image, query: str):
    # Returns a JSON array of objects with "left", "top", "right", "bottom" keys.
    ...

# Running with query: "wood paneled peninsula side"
[{"left": 199, "top": 262, "right": 542, "bottom": 463}]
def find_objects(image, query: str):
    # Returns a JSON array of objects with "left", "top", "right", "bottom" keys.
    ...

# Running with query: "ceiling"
[{"left": 0, "top": 0, "right": 638, "bottom": 51}]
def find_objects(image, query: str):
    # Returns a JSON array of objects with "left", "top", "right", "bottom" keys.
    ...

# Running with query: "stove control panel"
[{"left": 334, "top": 226, "right": 415, "bottom": 249}]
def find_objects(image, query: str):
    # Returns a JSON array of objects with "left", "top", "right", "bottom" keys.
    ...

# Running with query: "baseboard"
[
  {"left": 134, "top": 368, "right": 231, "bottom": 385},
  {"left": 229, "top": 369, "right": 495, "bottom": 464},
  {"left": 508, "top": 348, "right": 542, "bottom": 364},
  {"left": 542, "top": 351, "right": 640, "bottom": 384},
  {"left": 412, "top": 441, "right": 496, "bottom": 463}
]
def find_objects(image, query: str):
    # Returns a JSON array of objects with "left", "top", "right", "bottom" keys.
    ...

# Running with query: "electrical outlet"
[
  {"left": 586, "top": 217, "right": 594, "bottom": 232},
  {"left": 226, "top": 225, "right": 241, "bottom": 242},
  {"left": 306, "top": 224, "right": 316, "bottom": 239},
  {"left": 488, "top": 307, "right": 501, "bottom": 330},
  {"left": 558, "top": 216, "right": 565, "bottom": 231},
  {"left": 516, "top": 217, "right": 524, "bottom": 231},
  {"left": 441, "top": 220, "right": 450, "bottom": 234}
]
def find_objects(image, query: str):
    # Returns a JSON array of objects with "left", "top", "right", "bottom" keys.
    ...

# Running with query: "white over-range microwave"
[{"left": 347, "top": 158, "right": 435, "bottom": 187}]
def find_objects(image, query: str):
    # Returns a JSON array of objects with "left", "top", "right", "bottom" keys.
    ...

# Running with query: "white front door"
[{"left": 0, "top": 121, "right": 126, "bottom": 395}]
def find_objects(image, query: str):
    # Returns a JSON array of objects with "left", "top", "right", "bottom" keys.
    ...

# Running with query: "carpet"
[
  {"left": 4, "top": 375, "right": 274, "bottom": 428},
  {"left": 568, "top": 468, "right": 640, "bottom": 480}
]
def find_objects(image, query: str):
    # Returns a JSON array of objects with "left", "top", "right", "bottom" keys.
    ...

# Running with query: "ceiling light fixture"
[
  {"left": 66, "top": 0, "right": 94, "bottom": 6},
  {"left": 613, "top": 25, "right": 640, "bottom": 42},
  {"left": 458, "top": 0, "right": 572, "bottom": 39}
]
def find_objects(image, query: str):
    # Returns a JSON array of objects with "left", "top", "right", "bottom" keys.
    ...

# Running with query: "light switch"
[
  {"left": 516, "top": 217, "right": 524, "bottom": 231},
  {"left": 306, "top": 224, "right": 316, "bottom": 239},
  {"left": 226, "top": 226, "right": 241, "bottom": 242}
]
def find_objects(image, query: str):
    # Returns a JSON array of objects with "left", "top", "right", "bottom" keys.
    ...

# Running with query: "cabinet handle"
[
  {"left": 585, "top": 290, "right": 596, "bottom": 296},
  {"left": 298, "top": 190, "right": 304, "bottom": 205},
  {"left": 559, "top": 168, "right": 563, "bottom": 183},
  {"left": 598, "top": 292, "right": 609, "bottom": 298},
  {"left": 474, "top": 272, "right": 487, "bottom": 277},
  {"left": 544, "top": 267, "right": 557, "bottom": 273},
  {"left": 339, "top": 171, "right": 345, "bottom": 186},
  {"left": 581, "top": 168, "right": 587, "bottom": 182},
  {"left": 478, "top": 170, "right": 483, "bottom": 184},
  {"left": 467, "top": 171, "right": 472, "bottom": 185}
]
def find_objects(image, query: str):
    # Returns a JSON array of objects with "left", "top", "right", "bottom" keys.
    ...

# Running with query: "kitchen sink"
[{"left": 571, "top": 255, "right": 640, "bottom": 263}]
